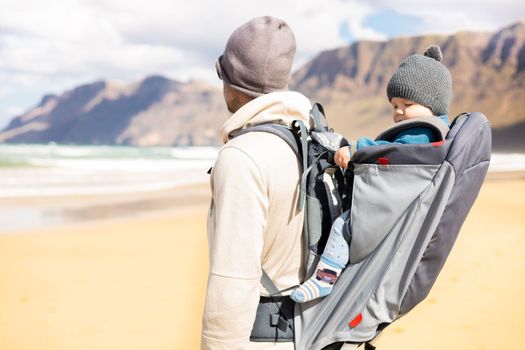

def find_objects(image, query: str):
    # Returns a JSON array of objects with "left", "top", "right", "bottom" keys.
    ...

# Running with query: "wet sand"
[{"left": 1, "top": 176, "right": 524, "bottom": 349}]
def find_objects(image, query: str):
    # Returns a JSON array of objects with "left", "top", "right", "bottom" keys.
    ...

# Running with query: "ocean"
[
  {"left": 1, "top": 144, "right": 524, "bottom": 232},
  {"left": 2, "top": 144, "right": 523, "bottom": 197},
  {"left": 0, "top": 143, "right": 218, "bottom": 198}
]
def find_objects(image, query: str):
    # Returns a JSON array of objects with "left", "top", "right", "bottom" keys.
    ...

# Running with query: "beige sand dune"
[{"left": 0, "top": 178, "right": 524, "bottom": 349}]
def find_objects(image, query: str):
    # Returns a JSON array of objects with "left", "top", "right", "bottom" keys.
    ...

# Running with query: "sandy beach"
[
  {"left": 0, "top": 185, "right": 211, "bottom": 350},
  {"left": 1, "top": 175, "right": 524, "bottom": 349}
]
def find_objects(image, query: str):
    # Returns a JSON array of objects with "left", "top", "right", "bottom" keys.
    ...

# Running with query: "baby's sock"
[{"left": 290, "top": 256, "right": 344, "bottom": 303}]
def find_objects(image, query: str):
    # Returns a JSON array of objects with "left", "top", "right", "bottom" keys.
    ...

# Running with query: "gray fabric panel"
[
  {"left": 352, "top": 141, "right": 449, "bottom": 165},
  {"left": 399, "top": 111, "right": 491, "bottom": 314},
  {"left": 296, "top": 200, "right": 423, "bottom": 348},
  {"left": 445, "top": 113, "right": 468, "bottom": 140},
  {"left": 349, "top": 164, "right": 440, "bottom": 264},
  {"left": 375, "top": 116, "right": 450, "bottom": 142},
  {"left": 307, "top": 195, "right": 323, "bottom": 249},
  {"left": 356, "top": 163, "right": 455, "bottom": 342},
  {"left": 363, "top": 163, "right": 455, "bottom": 323},
  {"left": 399, "top": 161, "right": 489, "bottom": 314},
  {"left": 294, "top": 162, "right": 454, "bottom": 349},
  {"left": 294, "top": 112, "right": 491, "bottom": 349},
  {"left": 444, "top": 112, "right": 491, "bottom": 176}
]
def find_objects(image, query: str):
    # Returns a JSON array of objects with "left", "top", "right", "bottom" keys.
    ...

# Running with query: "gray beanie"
[
  {"left": 387, "top": 45, "right": 452, "bottom": 116},
  {"left": 215, "top": 16, "right": 296, "bottom": 97}
]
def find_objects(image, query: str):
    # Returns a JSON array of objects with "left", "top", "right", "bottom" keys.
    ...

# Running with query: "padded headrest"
[{"left": 375, "top": 116, "right": 450, "bottom": 142}]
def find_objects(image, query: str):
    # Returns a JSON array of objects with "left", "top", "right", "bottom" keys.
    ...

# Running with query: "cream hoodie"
[{"left": 201, "top": 91, "right": 312, "bottom": 350}]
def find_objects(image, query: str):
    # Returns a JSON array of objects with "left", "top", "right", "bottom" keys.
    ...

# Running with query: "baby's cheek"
[{"left": 406, "top": 105, "right": 433, "bottom": 119}]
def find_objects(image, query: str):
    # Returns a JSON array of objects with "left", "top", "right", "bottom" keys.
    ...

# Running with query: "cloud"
[
  {"left": 1, "top": 0, "right": 524, "bottom": 84},
  {"left": 0, "top": 0, "right": 383, "bottom": 125},
  {"left": 360, "top": 0, "right": 525, "bottom": 35},
  {"left": 0, "top": 0, "right": 524, "bottom": 129},
  {"left": 0, "top": 0, "right": 384, "bottom": 83}
]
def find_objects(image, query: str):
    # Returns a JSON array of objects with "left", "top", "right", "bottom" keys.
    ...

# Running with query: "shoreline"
[
  {"left": 2, "top": 169, "right": 525, "bottom": 234},
  {"left": 0, "top": 182, "right": 210, "bottom": 233},
  {"left": 0, "top": 172, "right": 524, "bottom": 349}
]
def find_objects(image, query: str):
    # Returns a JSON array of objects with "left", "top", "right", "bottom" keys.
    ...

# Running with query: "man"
[{"left": 201, "top": 16, "right": 312, "bottom": 349}]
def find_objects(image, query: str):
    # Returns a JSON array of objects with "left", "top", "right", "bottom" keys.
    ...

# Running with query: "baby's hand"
[{"left": 334, "top": 146, "right": 351, "bottom": 169}]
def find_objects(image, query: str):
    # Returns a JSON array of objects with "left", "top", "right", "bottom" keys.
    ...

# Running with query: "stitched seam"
[{"left": 209, "top": 272, "right": 260, "bottom": 280}]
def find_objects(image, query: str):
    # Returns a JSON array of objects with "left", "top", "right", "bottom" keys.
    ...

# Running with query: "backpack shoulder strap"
[
  {"left": 310, "top": 102, "right": 328, "bottom": 131},
  {"left": 230, "top": 124, "right": 301, "bottom": 160},
  {"left": 375, "top": 116, "right": 450, "bottom": 142},
  {"left": 230, "top": 122, "right": 310, "bottom": 211},
  {"left": 261, "top": 269, "right": 283, "bottom": 296},
  {"left": 230, "top": 124, "right": 306, "bottom": 295}
]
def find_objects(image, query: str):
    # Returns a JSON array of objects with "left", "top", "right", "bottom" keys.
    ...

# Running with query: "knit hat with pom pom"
[{"left": 386, "top": 45, "right": 452, "bottom": 116}]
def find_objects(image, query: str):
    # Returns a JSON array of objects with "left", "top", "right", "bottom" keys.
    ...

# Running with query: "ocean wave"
[
  {"left": 0, "top": 144, "right": 216, "bottom": 197},
  {"left": 1, "top": 145, "right": 523, "bottom": 198},
  {"left": 0, "top": 143, "right": 218, "bottom": 160}
]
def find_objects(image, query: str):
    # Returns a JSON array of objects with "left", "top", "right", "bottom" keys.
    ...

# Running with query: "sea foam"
[{"left": 0, "top": 144, "right": 217, "bottom": 198}]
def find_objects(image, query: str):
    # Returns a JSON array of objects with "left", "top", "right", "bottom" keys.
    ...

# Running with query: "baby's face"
[{"left": 390, "top": 97, "right": 435, "bottom": 123}]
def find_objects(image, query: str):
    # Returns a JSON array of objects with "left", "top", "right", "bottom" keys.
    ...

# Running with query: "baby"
[{"left": 291, "top": 45, "right": 452, "bottom": 303}]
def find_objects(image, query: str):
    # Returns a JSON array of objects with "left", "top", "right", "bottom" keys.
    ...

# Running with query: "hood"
[{"left": 221, "top": 91, "right": 312, "bottom": 143}]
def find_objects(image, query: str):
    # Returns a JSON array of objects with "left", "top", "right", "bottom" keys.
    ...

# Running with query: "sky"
[{"left": 1, "top": 0, "right": 524, "bottom": 129}]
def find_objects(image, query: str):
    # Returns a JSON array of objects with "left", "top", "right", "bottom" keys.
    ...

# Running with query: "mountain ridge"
[
  {"left": 290, "top": 20, "right": 525, "bottom": 143},
  {"left": 1, "top": 20, "right": 525, "bottom": 150},
  {"left": 0, "top": 76, "right": 228, "bottom": 146}
]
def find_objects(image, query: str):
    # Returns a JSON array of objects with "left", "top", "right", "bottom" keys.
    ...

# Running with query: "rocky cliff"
[{"left": 2, "top": 20, "right": 524, "bottom": 150}]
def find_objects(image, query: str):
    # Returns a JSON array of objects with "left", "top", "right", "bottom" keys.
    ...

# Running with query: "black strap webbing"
[
  {"left": 364, "top": 342, "right": 377, "bottom": 350},
  {"left": 252, "top": 269, "right": 296, "bottom": 342},
  {"left": 292, "top": 120, "right": 309, "bottom": 211}
]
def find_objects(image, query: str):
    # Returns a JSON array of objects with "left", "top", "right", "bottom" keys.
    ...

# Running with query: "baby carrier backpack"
[{"left": 235, "top": 104, "right": 491, "bottom": 349}]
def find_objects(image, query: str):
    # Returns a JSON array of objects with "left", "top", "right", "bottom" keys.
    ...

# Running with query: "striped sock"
[{"left": 290, "top": 256, "right": 344, "bottom": 303}]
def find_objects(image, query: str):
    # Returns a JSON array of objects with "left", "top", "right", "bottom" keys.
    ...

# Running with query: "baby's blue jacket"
[{"left": 356, "top": 115, "right": 449, "bottom": 149}]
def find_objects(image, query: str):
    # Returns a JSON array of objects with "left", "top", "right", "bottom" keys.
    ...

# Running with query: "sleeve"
[
  {"left": 356, "top": 137, "right": 393, "bottom": 149},
  {"left": 201, "top": 146, "right": 269, "bottom": 350}
]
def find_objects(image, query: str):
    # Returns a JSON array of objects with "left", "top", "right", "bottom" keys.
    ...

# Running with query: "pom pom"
[{"left": 424, "top": 45, "right": 443, "bottom": 61}]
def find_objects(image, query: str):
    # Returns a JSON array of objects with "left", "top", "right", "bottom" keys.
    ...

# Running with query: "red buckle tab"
[
  {"left": 378, "top": 157, "right": 389, "bottom": 165},
  {"left": 431, "top": 140, "right": 445, "bottom": 147},
  {"left": 348, "top": 313, "right": 363, "bottom": 328}
]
